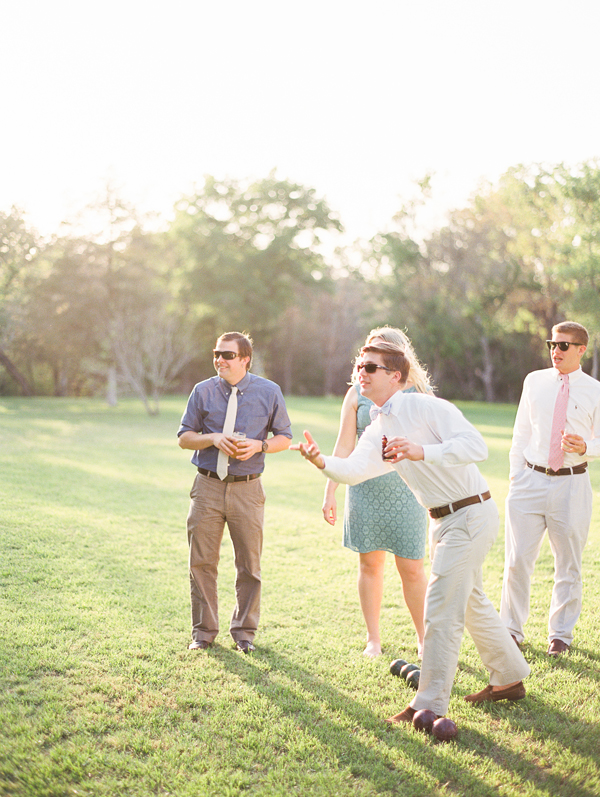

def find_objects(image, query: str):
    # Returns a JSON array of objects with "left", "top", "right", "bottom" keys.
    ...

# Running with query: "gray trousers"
[
  {"left": 501, "top": 467, "right": 592, "bottom": 645},
  {"left": 187, "top": 472, "right": 266, "bottom": 644},
  {"left": 411, "top": 499, "right": 530, "bottom": 716}
]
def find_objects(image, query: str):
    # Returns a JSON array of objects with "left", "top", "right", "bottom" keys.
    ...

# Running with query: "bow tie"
[{"left": 369, "top": 401, "right": 392, "bottom": 421}]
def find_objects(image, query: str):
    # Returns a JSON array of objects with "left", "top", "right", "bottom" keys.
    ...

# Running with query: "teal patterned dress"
[{"left": 342, "top": 384, "right": 427, "bottom": 558}]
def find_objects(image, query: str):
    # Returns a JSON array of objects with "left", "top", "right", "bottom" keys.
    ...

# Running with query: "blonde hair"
[
  {"left": 552, "top": 321, "right": 589, "bottom": 347},
  {"left": 362, "top": 326, "right": 433, "bottom": 393}
]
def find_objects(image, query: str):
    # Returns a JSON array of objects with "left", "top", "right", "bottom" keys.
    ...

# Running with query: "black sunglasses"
[
  {"left": 356, "top": 362, "right": 393, "bottom": 374},
  {"left": 546, "top": 340, "right": 581, "bottom": 352},
  {"left": 213, "top": 350, "right": 239, "bottom": 360}
]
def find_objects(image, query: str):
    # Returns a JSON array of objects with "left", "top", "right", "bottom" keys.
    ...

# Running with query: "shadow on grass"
[
  {"left": 458, "top": 721, "right": 598, "bottom": 796},
  {"left": 207, "top": 643, "right": 600, "bottom": 797},
  {"left": 463, "top": 692, "right": 600, "bottom": 797},
  {"left": 516, "top": 641, "right": 600, "bottom": 674},
  {"left": 452, "top": 644, "right": 600, "bottom": 795},
  {"left": 208, "top": 645, "right": 493, "bottom": 796}
]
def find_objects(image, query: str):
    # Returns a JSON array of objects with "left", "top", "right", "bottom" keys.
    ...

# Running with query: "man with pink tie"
[{"left": 501, "top": 322, "right": 600, "bottom": 656}]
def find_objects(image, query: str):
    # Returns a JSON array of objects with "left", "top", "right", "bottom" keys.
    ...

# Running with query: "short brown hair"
[
  {"left": 361, "top": 342, "right": 410, "bottom": 383},
  {"left": 552, "top": 321, "right": 589, "bottom": 347},
  {"left": 218, "top": 331, "right": 253, "bottom": 370}
]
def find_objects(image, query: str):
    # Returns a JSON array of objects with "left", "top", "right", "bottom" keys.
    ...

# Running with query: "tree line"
[{"left": 2, "top": 162, "right": 600, "bottom": 413}]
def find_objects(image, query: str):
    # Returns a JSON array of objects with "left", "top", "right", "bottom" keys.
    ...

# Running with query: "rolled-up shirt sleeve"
[{"left": 268, "top": 388, "right": 293, "bottom": 438}]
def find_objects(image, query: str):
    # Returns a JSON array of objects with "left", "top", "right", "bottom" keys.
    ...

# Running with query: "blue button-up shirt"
[{"left": 178, "top": 372, "right": 292, "bottom": 475}]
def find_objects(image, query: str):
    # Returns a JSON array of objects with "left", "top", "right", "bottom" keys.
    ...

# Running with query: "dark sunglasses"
[
  {"left": 356, "top": 362, "right": 393, "bottom": 374},
  {"left": 213, "top": 350, "right": 239, "bottom": 360},
  {"left": 546, "top": 340, "right": 581, "bottom": 352}
]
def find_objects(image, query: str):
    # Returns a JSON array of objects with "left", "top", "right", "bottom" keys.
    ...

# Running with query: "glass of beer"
[{"left": 232, "top": 432, "right": 246, "bottom": 458}]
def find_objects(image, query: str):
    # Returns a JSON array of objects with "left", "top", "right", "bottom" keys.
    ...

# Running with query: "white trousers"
[
  {"left": 500, "top": 467, "right": 592, "bottom": 645},
  {"left": 412, "top": 500, "right": 530, "bottom": 716}
]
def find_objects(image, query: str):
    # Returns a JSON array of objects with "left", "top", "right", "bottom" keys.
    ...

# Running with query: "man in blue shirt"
[{"left": 178, "top": 331, "right": 292, "bottom": 652}]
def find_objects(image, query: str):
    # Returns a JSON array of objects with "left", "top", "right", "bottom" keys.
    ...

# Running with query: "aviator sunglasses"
[
  {"left": 546, "top": 340, "right": 582, "bottom": 352},
  {"left": 213, "top": 350, "right": 240, "bottom": 360},
  {"left": 356, "top": 362, "right": 393, "bottom": 374}
]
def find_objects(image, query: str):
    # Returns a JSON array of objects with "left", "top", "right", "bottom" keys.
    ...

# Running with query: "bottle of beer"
[{"left": 382, "top": 435, "right": 390, "bottom": 461}]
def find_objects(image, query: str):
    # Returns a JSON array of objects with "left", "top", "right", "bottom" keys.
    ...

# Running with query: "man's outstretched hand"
[{"left": 290, "top": 430, "right": 326, "bottom": 469}]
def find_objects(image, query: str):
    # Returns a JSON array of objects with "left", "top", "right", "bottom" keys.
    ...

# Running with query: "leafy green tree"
[
  {"left": 0, "top": 208, "right": 39, "bottom": 395},
  {"left": 167, "top": 173, "right": 343, "bottom": 381},
  {"left": 23, "top": 236, "right": 106, "bottom": 395},
  {"left": 20, "top": 187, "right": 192, "bottom": 409},
  {"left": 532, "top": 162, "right": 600, "bottom": 350},
  {"left": 368, "top": 174, "right": 554, "bottom": 400},
  {"left": 474, "top": 162, "right": 600, "bottom": 380}
]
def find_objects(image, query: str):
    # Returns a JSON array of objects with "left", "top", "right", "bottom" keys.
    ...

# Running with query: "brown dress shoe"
[
  {"left": 386, "top": 706, "right": 417, "bottom": 724},
  {"left": 235, "top": 640, "right": 256, "bottom": 654},
  {"left": 548, "top": 639, "right": 570, "bottom": 656},
  {"left": 511, "top": 635, "right": 522, "bottom": 649},
  {"left": 386, "top": 705, "right": 441, "bottom": 725},
  {"left": 464, "top": 681, "right": 526, "bottom": 704},
  {"left": 188, "top": 640, "right": 212, "bottom": 650}
]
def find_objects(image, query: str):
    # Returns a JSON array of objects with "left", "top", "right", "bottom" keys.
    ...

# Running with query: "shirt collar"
[
  {"left": 553, "top": 366, "right": 583, "bottom": 383},
  {"left": 219, "top": 372, "right": 252, "bottom": 394},
  {"left": 388, "top": 389, "right": 406, "bottom": 412}
]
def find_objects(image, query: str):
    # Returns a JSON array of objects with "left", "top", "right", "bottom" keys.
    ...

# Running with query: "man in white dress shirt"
[
  {"left": 501, "top": 321, "right": 600, "bottom": 656},
  {"left": 292, "top": 341, "right": 530, "bottom": 723}
]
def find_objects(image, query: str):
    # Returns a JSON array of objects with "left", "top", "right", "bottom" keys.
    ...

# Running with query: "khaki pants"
[
  {"left": 501, "top": 467, "right": 592, "bottom": 645},
  {"left": 187, "top": 472, "right": 266, "bottom": 644},
  {"left": 411, "top": 499, "right": 530, "bottom": 716}
]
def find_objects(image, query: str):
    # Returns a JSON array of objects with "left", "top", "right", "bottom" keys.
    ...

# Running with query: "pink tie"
[{"left": 548, "top": 373, "right": 569, "bottom": 472}]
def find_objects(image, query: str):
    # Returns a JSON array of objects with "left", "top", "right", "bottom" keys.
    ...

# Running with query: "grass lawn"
[{"left": 1, "top": 395, "right": 599, "bottom": 797}]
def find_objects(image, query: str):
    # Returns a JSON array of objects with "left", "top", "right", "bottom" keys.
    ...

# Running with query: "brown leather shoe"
[
  {"left": 188, "top": 640, "right": 212, "bottom": 650},
  {"left": 548, "top": 639, "right": 570, "bottom": 656},
  {"left": 511, "top": 635, "right": 522, "bottom": 649},
  {"left": 385, "top": 706, "right": 416, "bottom": 724},
  {"left": 385, "top": 706, "right": 441, "bottom": 725},
  {"left": 235, "top": 640, "right": 256, "bottom": 654},
  {"left": 464, "top": 681, "right": 526, "bottom": 704}
]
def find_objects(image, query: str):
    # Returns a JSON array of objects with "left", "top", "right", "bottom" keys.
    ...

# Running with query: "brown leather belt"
[
  {"left": 526, "top": 460, "right": 588, "bottom": 476},
  {"left": 429, "top": 491, "right": 491, "bottom": 520},
  {"left": 198, "top": 468, "right": 260, "bottom": 483}
]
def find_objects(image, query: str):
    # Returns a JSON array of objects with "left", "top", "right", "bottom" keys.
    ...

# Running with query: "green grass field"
[{"left": 1, "top": 396, "right": 599, "bottom": 797}]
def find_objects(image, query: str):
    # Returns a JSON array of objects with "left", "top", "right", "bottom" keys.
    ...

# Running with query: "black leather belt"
[
  {"left": 429, "top": 491, "right": 492, "bottom": 519},
  {"left": 526, "top": 460, "right": 588, "bottom": 476},
  {"left": 198, "top": 468, "right": 260, "bottom": 483}
]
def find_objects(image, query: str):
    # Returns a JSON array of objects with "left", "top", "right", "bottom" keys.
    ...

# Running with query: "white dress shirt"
[
  {"left": 509, "top": 367, "right": 600, "bottom": 478},
  {"left": 322, "top": 391, "right": 489, "bottom": 509}
]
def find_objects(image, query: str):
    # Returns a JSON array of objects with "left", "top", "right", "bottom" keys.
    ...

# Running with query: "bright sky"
[{"left": 3, "top": 0, "right": 600, "bottom": 246}]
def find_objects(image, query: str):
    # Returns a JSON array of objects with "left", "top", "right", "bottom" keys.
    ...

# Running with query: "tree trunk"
[
  {"left": 475, "top": 335, "right": 495, "bottom": 402},
  {"left": 106, "top": 366, "right": 118, "bottom": 406},
  {"left": 322, "top": 307, "right": 337, "bottom": 396},
  {"left": 0, "top": 347, "right": 33, "bottom": 395},
  {"left": 281, "top": 307, "right": 298, "bottom": 395}
]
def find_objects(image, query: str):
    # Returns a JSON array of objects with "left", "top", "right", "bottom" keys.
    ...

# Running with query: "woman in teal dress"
[{"left": 322, "top": 327, "right": 431, "bottom": 658}]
